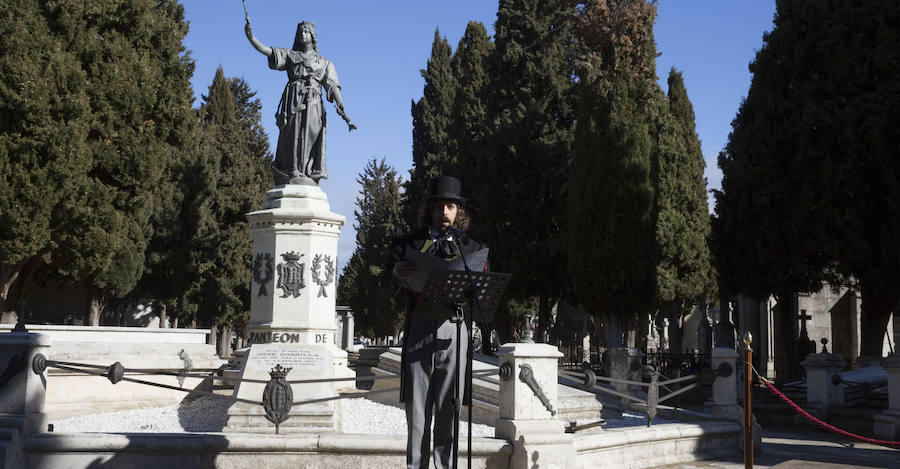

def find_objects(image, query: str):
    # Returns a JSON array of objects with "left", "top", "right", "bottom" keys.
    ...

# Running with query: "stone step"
[{"left": 368, "top": 347, "right": 603, "bottom": 426}]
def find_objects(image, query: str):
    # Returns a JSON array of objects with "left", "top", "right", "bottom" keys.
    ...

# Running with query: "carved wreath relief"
[
  {"left": 311, "top": 254, "right": 335, "bottom": 297},
  {"left": 252, "top": 253, "right": 274, "bottom": 297},
  {"left": 276, "top": 251, "right": 305, "bottom": 298}
]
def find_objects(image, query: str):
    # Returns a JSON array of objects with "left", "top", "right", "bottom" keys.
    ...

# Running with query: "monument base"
[
  {"left": 224, "top": 344, "right": 339, "bottom": 434},
  {"left": 874, "top": 409, "right": 900, "bottom": 440}
]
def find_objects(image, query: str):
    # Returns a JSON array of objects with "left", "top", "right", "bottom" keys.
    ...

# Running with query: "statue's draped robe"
[{"left": 268, "top": 47, "right": 340, "bottom": 183}]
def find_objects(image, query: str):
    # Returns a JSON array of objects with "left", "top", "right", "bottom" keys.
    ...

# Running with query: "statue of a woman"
[{"left": 245, "top": 20, "right": 355, "bottom": 185}]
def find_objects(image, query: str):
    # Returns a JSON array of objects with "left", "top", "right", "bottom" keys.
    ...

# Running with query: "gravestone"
[
  {"left": 225, "top": 343, "right": 337, "bottom": 432},
  {"left": 715, "top": 300, "right": 736, "bottom": 349},
  {"left": 696, "top": 313, "right": 712, "bottom": 356},
  {"left": 797, "top": 309, "right": 816, "bottom": 362},
  {"left": 227, "top": 183, "right": 354, "bottom": 430}
]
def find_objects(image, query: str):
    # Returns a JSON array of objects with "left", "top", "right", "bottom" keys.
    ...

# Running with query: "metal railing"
[
  {"left": 30, "top": 354, "right": 399, "bottom": 434},
  {"left": 642, "top": 350, "right": 711, "bottom": 377},
  {"left": 30, "top": 351, "right": 732, "bottom": 436},
  {"left": 559, "top": 361, "right": 732, "bottom": 430}
]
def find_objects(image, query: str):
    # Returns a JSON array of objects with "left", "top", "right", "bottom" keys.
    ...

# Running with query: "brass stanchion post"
[{"left": 743, "top": 331, "right": 753, "bottom": 469}]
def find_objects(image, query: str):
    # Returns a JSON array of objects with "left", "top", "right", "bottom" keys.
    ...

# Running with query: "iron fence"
[{"left": 642, "top": 350, "right": 710, "bottom": 377}]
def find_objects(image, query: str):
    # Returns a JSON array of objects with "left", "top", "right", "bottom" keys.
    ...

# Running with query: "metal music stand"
[{"left": 414, "top": 269, "right": 510, "bottom": 469}]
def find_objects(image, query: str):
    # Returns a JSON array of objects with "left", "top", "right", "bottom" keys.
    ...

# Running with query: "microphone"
[{"left": 446, "top": 226, "right": 469, "bottom": 244}]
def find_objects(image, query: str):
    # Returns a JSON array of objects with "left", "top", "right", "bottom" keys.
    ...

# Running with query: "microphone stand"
[{"left": 450, "top": 228, "right": 493, "bottom": 469}]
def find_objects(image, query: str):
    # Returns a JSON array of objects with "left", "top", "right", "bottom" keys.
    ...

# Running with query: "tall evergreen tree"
[
  {"left": 713, "top": 0, "right": 838, "bottom": 379},
  {"left": 714, "top": 0, "right": 900, "bottom": 360},
  {"left": 473, "top": 0, "right": 576, "bottom": 340},
  {"left": 653, "top": 68, "right": 715, "bottom": 353},
  {"left": 404, "top": 30, "right": 457, "bottom": 228},
  {"left": 338, "top": 159, "right": 407, "bottom": 337},
  {"left": 1, "top": 0, "right": 196, "bottom": 325},
  {"left": 182, "top": 67, "right": 270, "bottom": 350},
  {"left": 568, "top": 0, "right": 659, "bottom": 341},
  {"left": 450, "top": 22, "right": 493, "bottom": 192},
  {"left": 0, "top": 0, "right": 91, "bottom": 321}
]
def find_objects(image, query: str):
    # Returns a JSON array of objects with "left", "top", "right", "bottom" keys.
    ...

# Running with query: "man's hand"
[
  {"left": 393, "top": 261, "right": 416, "bottom": 279},
  {"left": 244, "top": 22, "right": 253, "bottom": 39}
]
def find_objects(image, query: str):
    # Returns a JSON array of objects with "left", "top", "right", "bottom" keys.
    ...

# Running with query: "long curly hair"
[{"left": 418, "top": 200, "right": 470, "bottom": 231}]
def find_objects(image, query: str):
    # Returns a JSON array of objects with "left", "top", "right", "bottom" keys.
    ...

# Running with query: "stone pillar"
[
  {"left": 610, "top": 347, "right": 644, "bottom": 411},
  {"left": 334, "top": 307, "right": 354, "bottom": 351},
  {"left": 343, "top": 310, "right": 354, "bottom": 351},
  {"left": 800, "top": 352, "right": 846, "bottom": 418},
  {"left": 710, "top": 347, "right": 761, "bottom": 454},
  {"left": 710, "top": 348, "right": 739, "bottom": 415},
  {"left": 228, "top": 184, "right": 350, "bottom": 432},
  {"left": 874, "top": 355, "right": 900, "bottom": 439},
  {"left": 0, "top": 332, "right": 50, "bottom": 468},
  {"left": 715, "top": 300, "right": 736, "bottom": 349},
  {"left": 495, "top": 343, "right": 575, "bottom": 469},
  {"left": 246, "top": 186, "right": 343, "bottom": 346}
]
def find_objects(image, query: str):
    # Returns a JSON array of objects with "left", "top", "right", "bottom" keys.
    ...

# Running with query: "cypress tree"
[
  {"left": 450, "top": 22, "right": 493, "bottom": 194},
  {"left": 567, "top": 0, "right": 659, "bottom": 341},
  {"left": 0, "top": 0, "right": 91, "bottom": 321},
  {"left": 475, "top": 0, "right": 576, "bottom": 341},
  {"left": 0, "top": 0, "right": 196, "bottom": 325},
  {"left": 715, "top": 0, "right": 900, "bottom": 360},
  {"left": 405, "top": 30, "right": 457, "bottom": 228},
  {"left": 339, "top": 159, "right": 407, "bottom": 338},
  {"left": 184, "top": 67, "right": 271, "bottom": 347},
  {"left": 713, "top": 0, "right": 836, "bottom": 380},
  {"left": 654, "top": 69, "right": 715, "bottom": 353}
]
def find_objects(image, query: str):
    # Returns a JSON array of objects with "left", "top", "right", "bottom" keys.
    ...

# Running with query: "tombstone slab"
[
  {"left": 800, "top": 352, "right": 846, "bottom": 418},
  {"left": 225, "top": 343, "right": 338, "bottom": 433},
  {"left": 874, "top": 355, "right": 900, "bottom": 440}
]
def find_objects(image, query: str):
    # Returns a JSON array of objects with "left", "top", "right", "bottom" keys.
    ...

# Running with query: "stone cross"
[{"left": 797, "top": 309, "right": 812, "bottom": 338}]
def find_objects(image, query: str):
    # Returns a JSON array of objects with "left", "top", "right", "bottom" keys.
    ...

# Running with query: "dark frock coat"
[{"left": 380, "top": 228, "right": 488, "bottom": 405}]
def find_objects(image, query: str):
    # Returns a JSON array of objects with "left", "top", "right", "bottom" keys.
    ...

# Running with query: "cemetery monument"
[{"left": 226, "top": 8, "right": 356, "bottom": 432}]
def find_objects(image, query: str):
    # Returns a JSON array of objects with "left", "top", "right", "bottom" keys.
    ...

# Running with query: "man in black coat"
[{"left": 381, "top": 176, "right": 487, "bottom": 469}]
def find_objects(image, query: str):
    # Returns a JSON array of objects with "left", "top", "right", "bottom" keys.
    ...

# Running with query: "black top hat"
[{"left": 427, "top": 176, "right": 466, "bottom": 204}]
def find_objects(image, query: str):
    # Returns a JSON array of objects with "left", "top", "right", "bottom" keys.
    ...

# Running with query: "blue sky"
[{"left": 181, "top": 1, "right": 777, "bottom": 271}]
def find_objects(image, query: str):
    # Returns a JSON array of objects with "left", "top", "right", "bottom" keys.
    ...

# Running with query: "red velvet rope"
[{"left": 756, "top": 371, "right": 900, "bottom": 449}]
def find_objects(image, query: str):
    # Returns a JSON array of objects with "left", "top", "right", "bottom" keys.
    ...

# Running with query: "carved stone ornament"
[
  {"left": 311, "top": 254, "right": 335, "bottom": 297},
  {"left": 276, "top": 251, "right": 305, "bottom": 298},
  {"left": 252, "top": 253, "right": 275, "bottom": 297},
  {"left": 262, "top": 364, "right": 293, "bottom": 434}
]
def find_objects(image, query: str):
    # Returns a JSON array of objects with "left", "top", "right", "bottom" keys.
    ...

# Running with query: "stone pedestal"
[
  {"left": 610, "top": 347, "right": 643, "bottom": 411},
  {"left": 228, "top": 185, "right": 350, "bottom": 432},
  {"left": 801, "top": 352, "right": 846, "bottom": 418},
  {"left": 709, "top": 348, "right": 761, "bottom": 453},
  {"left": 0, "top": 333, "right": 49, "bottom": 434},
  {"left": 874, "top": 355, "right": 900, "bottom": 439},
  {"left": 246, "top": 184, "right": 351, "bottom": 371},
  {"left": 225, "top": 344, "right": 338, "bottom": 433},
  {"left": 246, "top": 185, "right": 343, "bottom": 343},
  {"left": 0, "top": 332, "right": 50, "bottom": 468},
  {"left": 495, "top": 343, "right": 575, "bottom": 469}
]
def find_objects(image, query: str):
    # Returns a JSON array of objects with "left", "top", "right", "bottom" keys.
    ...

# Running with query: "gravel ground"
[{"left": 52, "top": 395, "right": 494, "bottom": 436}]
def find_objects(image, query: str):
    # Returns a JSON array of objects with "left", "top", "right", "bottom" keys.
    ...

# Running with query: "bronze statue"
[{"left": 244, "top": 7, "right": 355, "bottom": 185}]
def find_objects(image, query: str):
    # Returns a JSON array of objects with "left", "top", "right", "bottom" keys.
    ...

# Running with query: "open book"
[{"left": 401, "top": 247, "right": 489, "bottom": 293}]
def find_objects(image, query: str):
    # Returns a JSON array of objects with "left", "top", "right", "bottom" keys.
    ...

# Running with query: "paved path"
[{"left": 660, "top": 427, "right": 899, "bottom": 468}]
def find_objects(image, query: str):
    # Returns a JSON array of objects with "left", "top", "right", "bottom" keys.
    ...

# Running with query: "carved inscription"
[{"left": 247, "top": 347, "right": 326, "bottom": 372}]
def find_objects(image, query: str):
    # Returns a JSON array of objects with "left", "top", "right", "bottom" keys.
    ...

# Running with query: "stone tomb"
[{"left": 225, "top": 343, "right": 338, "bottom": 433}]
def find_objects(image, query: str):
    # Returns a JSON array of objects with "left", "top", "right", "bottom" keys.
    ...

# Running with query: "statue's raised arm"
[
  {"left": 244, "top": 21, "right": 272, "bottom": 57},
  {"left": 243, "top": 13, "right": 356, "bottom": 186}
]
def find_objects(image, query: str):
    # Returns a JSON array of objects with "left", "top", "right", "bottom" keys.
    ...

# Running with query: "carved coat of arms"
[
  {"left": 311, "top": 254, "right": 335, "bottom": 297},
  {"left": 252, "top": 253, "right": 274, "bottom": 297},
  {"left": 262, "top": 364, "right": 293, "bottom": 434},
  {"left": 276, "top": 251, "right": 305, "bottom": 298}
]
